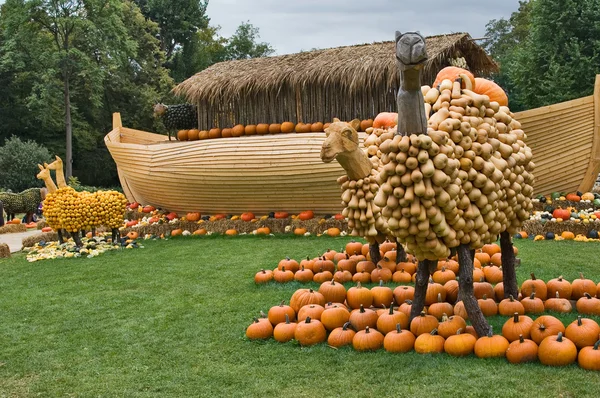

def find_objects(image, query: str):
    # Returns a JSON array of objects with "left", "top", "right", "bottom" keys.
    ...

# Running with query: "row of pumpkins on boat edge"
[{"left": 174, "top": 119, "right": 381, "bottom": 141}]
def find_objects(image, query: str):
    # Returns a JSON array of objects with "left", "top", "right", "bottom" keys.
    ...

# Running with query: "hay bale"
[
  {"left": 36, "top": 220, "right": 48, "bottom": 229},
  {"left": 22, "top": 232, "right": 59, "bottom": 247},
  {"left": 120, "top": 217, "right": 350, "bottom": 237},
  {"left": 522, "top": 220, "right": 600, "bottom": 237},
  {"left": 0, "top": 243, "right": 10, "bottom": 258},
  {"left": 532, "top": 200, "right": 598, "bottom": 213},
  {"left": 0, "top": 224, "right": 27, "bottom": 234}
]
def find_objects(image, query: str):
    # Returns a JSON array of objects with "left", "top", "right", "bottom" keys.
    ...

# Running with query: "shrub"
[{"left": 0, "top": 136, "right": 52, "bottom": 192}]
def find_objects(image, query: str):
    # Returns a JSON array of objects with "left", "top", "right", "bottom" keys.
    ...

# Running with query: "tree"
[
  {"left": 483, "top": 0, "right": 600, "bottom": 110},
  {"left": 226, "top": 21, "right": 274, "bottom": 60},
  {"left": 0, "top": 0, "right": 174, "bottom": 186},
  {"left": 0, "top": 135, "right": 51, "bottom": 192},
  {"left": 132, "top": 0, "right": 209, "bottom": 61}
]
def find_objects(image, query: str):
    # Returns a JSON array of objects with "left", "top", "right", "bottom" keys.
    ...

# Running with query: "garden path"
[{"left": 0, "top": 230, "right": 40, "bottom": 253}]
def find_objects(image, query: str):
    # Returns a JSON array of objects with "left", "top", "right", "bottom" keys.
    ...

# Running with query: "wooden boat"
[
  {"left": 106, "top": 75, "right": 600, "bottom": 214},
  {"left": 104, "top": 113, "right": 353, "bottom": 215}
]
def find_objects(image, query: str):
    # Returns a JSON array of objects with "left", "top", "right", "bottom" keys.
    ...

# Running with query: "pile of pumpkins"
[
  {"left": 256, "top": 241, "right": 514, "bottom": 286},
  {"left": 175, "top": 119, "right": 377, "bottom": 141},
  {"left": 247, "top": 256, "right": 600, "bottom": 369}
]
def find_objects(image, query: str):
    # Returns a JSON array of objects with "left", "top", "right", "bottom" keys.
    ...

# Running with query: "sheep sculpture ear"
[
  {"left": 332, "top": 117, "right": 341, "bottom": 123},
  {"left": 349, "top": 118, "right": 361, "bottom": 132}
]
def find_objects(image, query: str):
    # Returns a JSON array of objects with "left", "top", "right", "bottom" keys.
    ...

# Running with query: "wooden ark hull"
[
  {"left": 106, "top": 75, "right": 600, "bottom": 215},
  {"left": 104, "top": 114, "right": 350, "bottom": 215}
]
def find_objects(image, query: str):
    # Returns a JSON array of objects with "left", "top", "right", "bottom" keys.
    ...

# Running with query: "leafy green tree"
[
  {"left": 226, "top": 21, "right": 274, "bottom": 60},
  {"left": 484, "top": 0, "right": 600, "bottom": 110},
  {"left": 132, "top": 0, "right": 209, "bottom": 60},
  {"left": 0, "top": 0, "right": 173, "bottom": 186},
  {"left": 0, "top": 135, "right": 51, "bottom": 192}
]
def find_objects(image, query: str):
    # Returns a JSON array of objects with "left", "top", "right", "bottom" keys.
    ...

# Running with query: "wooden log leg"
[
  {"left": 410, "top": 259, "right": 435, "bottom": 322},
  {"left": 112, "top": 228, "right": 120, "bottom": 243},
  {"left": 500, "top": 231, "right": 519, "bottom": 299},
  {"left": 395, "top": 239, "right": 407, "bottom": 264},
  {"left": 0, "top": 201, "right": 4, "bottom": 227},
  {"left": 457, "top": 244, "right": 490, "bottom": 337},
  {"left": 57, "top": 229, "right": 65, "bottom": 244},
  {"left": 91, "top": 227, "right": 96, "bottom": 238},
  {"left": 72, "top": 231, "right": 83, "bottom": 247},
  {"left": 369, "top": 241, "right": 381, "bottom": 265}
]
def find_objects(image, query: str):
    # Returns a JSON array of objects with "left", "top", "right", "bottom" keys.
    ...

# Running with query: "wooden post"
[
  {"left": 457, "top": 244, "right": 490, "bottom": 337},
  {"left": 500, "top": 231, "right": 519, "bottom": 298},
  {"left": 113, "top": 113, "right": 122, "bottom": 129},
  {"left": 395, "top": 240, "right": 407, "bottom": 264},
  {"left": 410, "top": 259, "right": 436, "bottom": 321},
  {"left": 578, "top": 74, "right": 600, "bottom": 192},
  {"left": 0, "top": 200, "right": 4, "bottom": 227}
]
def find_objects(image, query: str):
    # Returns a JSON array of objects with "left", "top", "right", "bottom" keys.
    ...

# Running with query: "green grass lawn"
[{"left": 1, "top": 236, "right": 600, "bottom": 397}]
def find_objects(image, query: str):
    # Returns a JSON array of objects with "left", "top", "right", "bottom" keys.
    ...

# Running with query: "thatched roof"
[{"left": 174, "top": 33, "right": 497, "bottom": 105}]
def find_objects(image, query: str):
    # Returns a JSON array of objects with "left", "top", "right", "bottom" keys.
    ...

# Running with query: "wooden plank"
[
  {"left": 514, "top": 96, "right": 593, "bottom": 120},
  {"left": 578, "top": 75, "right": 600, "bottom": 192}
]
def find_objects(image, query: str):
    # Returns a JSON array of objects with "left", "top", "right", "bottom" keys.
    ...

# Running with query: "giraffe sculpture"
[{"left": 44, "top": 156, "right": 68, "bottom": 188}]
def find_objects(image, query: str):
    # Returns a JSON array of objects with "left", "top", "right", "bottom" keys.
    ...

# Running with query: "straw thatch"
[
  {"left": 174, "top": 33, "right": 497, "bottom": 129},
  {"left": 0, "top": 243, "right": 10, "bottom": 258}
]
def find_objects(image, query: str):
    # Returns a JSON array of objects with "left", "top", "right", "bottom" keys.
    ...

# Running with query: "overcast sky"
[{"left": 206, "top": 0, "right": 522, "bottom": 55}]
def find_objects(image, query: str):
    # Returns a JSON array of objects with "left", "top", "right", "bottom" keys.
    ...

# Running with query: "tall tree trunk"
[
  {"left": 64, "top": 73, "right": 72, "bottom": 179},
  {"left": 64, "top": 75, "right": 72, "bottom": 179}
]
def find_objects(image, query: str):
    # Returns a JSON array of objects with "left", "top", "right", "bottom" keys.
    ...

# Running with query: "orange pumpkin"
[
  {"left": 126, "top": 220, "right": 138, "bottom": 227},
  {"left": 433, "top": 66, "right": 476, "bottom": 90},
  {"left": 295, "top": 123, "right": 311, "bottom": 133},
  {"left": 256, "top": 227, "right": 271, "bottom": 235},
  {"left": 208, "top": 128, "right": 221, "bottom": 139},
  {"left": 225, "top": 229, "right": 238, "bottom": 236},
  {"left": 372, "top": 112, "right": 398, "bottom": 129},
  {"left": 473, "top": 78, "right": 508, "bottom": 106},
  {"left": 274, "top": 211, "right": 289, "bottom": 219},
  {"left": 565, "top": 193, "right": 581, "bottom": 202},
  {"left": 186, "top": 212, "right": 201, "bottom": 222},
  {"left": 41, "top": 227, "right": 53, "bottom": 233},
  {"left": 268, "top": 124, "right": 282, "bottom": 134},
  {"left": 298, "top": 210, "right": 314, "bottom": 221},
  {"left": 193, "top": 228, "right": 207, "bottom": 235},
  {"left": 360, "top": 119, "right": 373, "bottom": 131},
  {"left": 244, "top": 125, "right": 257, "bottom": 135},
  {"left": 171, "top": 229, "right": 183, "bottom": 237},
  {"left": 326, "top": 227, "right": 341, "bottom": 237},
  {"left": 280, "top": 122, "right": 295, "bottom": 133},
  {"left": 126, "top": 231, "right": 139, "bottom": 240},
  {"left": 231, "top": 124, "right": 245, "bottom": 137},
  {"left": 256, "top": 124, "right": 269, "bottom": 135},
  {"left": 187, "top": 129, "right": 200, "bottom": 140},
  {"left": 177, "top": 130, "right": 189, "bottom": 141},
  {"left": 198, "top": 130, "right": 209, "bottom": 139},
  {"left": 294, "top": 227, "right": 307, "bottom": 236},
  {"left": 241, "top": 212, "right": 255, "bottom": 222},
  {"left": 310, "top": 122, "right": 324, "bottom": 132},
  {"left": 221, "top": 128, "right": 232, "bottom": 138}
]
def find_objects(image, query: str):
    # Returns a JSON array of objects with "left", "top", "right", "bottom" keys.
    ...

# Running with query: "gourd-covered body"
[
  {"left": 42, "top": 187, "right": 127, "bottom": 233},
  {"left": 368, "top": 79, "right": 534, "bottom": 260},
  {"left": 154, "top": 103, "right": 198, "bottom": 130},
  {"left": 0, "top": 188, "right": 43, "bottom": 220}
]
